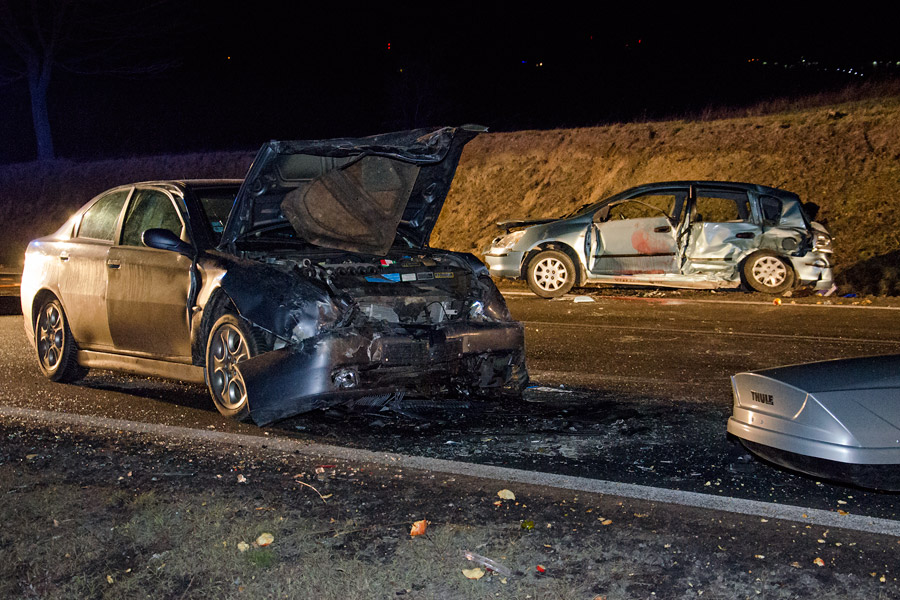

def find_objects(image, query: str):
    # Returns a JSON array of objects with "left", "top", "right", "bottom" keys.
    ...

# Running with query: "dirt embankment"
[
  {"left": 434, "top": 98, "right": 900, "bottom": 295},
  {"left": 2, "top": 97, "right": 899, "bottom": 293}
]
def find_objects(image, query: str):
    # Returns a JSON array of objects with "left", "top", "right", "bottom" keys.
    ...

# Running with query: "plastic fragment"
[
  {"left": 463, "top": 551, "right": 512, "bottom": 577},
  {"left": 410, "top": 519, "right": 427, "bottom": 536},
  {"left": 573, "top": 295, "right": 595, "bottom": 303},
  {"left": 237, "top": 542, "right": 250, "bottom": 552},
  {"left": 773, "top": 298, "right": 782, "bottom": 305},
  {"left": 236, "top": 474, "right": 247, "bottom": 484},
  {"left": 536, "top": 565, "right": 546, "bottom": 573},
  {"left": 256, "top": 533, "right": 274, "bottom": 547},
  {"left": 814, "top": 557, "right": 825, "bottom": 567}
]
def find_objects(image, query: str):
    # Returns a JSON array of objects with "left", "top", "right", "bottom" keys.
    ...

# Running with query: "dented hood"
[{"left": 221, "top": 125, "right": 484, "bottom": 254}]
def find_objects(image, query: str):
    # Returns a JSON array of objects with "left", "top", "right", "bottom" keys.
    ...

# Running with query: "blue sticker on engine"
[{"left": 365, "top": 273, "right": 402, "bottom": 283}]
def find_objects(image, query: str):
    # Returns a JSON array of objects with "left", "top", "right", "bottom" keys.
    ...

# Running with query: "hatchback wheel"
[
  {"left": 742, "top": 251, "right": 794, "bottom": 294},
  {"left": 527, "top": 250, "right": 576, "bottom": 298},
  {"left": 35, "top": 297, "right": 85, "bottom": 382},
  {"left": 206, "top": 313, "right": 260, "bottom": 420}
]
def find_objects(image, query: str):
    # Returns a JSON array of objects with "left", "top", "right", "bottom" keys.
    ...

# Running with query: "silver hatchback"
[{"left": 485, "top": 181, "right": 833, "bottom": 297}]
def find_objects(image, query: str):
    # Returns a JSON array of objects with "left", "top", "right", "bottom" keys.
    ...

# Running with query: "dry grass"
[{"left": 2, "top": 85, "right": 900, "bottom": 293}]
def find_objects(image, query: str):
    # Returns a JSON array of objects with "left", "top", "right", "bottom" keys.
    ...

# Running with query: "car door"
[
  {"left": 58, "top": 188, "right": 131, "bottom": 350},
  {"left": 680, "top": 187, "right": 761, "bottom": 273},
  {"left": 106, "top": 187, "right": 193, "bottom": 359},
  {"left": 588, "top": 189, "right": 685, "bottom": 276}
]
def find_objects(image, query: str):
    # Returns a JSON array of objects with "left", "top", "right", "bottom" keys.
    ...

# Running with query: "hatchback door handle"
[
  {"left": 735, "top": 232, "right": 755, "bottom": 239},
  {"left": 59, "top": 253, "right": 69, "bottom": 262},
  {"left": 653, "top": 226, "right": 671, "bottom": 233},
  {"left": 107, "top": 260, "right": 121, "bottom": 269}
]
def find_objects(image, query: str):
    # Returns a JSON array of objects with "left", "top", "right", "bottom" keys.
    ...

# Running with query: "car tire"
[
  {"left": 34, "top": 296, "right": 86, "bottom": 383},
  {"left": 527, "top": 250, "right": 577, "bottom": 298},
  {"left": 205, "top": 313, "right": 262, "bottom": 420},
  {"left": 742, "top": 251, "right": 795, "bottom": 294}
]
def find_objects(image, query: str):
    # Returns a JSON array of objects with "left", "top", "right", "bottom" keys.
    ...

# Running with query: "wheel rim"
[
  {"left": 533, "top": 257, "right": 569, "bottom": 292},
  {"left": 751, "top": 256, "right": 787, "bottom": 288},
  {"left": 209, "top": 323, "right": 250, "bottom": 410},
  {"left": 37, "top": 302, "right": 64, "bottom": 371}
]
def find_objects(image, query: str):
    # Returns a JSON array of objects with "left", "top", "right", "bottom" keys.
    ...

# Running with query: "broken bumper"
[
  {"left": 239, "top": 321, "right": 527, "bottom": 425},
  {"left": 484, "top": 251, "right": 525, "bottom": 279},
  {"left": 789, "top": 254, "right": 833, "bottom": 290}
]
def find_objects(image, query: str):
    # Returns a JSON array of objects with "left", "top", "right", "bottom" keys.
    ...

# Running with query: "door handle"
[
  {"left": 735, "top": 232, "right": 755, "bottom": 239},
  {"left": 59, "top": 253, "right": 69, "bottom": 262},
  {"left": 653, "top": 226, "right": 671, "bottom": 233},
  {"left": 107, "top": 260, "right": 121, "bottom": 269}
]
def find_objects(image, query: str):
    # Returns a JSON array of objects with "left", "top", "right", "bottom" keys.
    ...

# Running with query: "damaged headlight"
[
  {"left": 485, "top": 230, "right": 526, "bottom": 256},
  {"left": 470, "top": 276, "right": 512, "bottom": 321},
  {"left": 290, "top": 299, "right": 342, "bottom": 343},
  {"left": 812, "top": 231, "right": 833, "bottom": 253}
]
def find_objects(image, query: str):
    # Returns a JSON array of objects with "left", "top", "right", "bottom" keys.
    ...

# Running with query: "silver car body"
[
  {"left": 485, "top": 181, "right": 833, "bottom": 296},
  {"left": 728, "top": 354, "right": 900, "bottom": 490}
]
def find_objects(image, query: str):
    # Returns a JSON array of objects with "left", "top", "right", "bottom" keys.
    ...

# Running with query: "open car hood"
[{"left": 220, "top": 125, "right": 484, "bottom": 255}]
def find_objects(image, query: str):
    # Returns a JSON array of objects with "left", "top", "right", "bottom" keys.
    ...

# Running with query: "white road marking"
[
  {"left": 522, "top": 320, "right": 900, "bottom": 347},
  {"left": 501, "top": 290, "right": 900, "bottom": 310},
  {"left": 3, "top": 405, "right": 898, "bottom": 537}
]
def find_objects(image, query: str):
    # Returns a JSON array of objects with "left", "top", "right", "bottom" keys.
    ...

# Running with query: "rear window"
[{"left": 78, "top": 190, "right": 129, "bottom": 241}]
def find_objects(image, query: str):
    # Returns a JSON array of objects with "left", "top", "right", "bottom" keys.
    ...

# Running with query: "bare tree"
[{"left": 0, "top": 0, "right": 184, "bottom": 161}]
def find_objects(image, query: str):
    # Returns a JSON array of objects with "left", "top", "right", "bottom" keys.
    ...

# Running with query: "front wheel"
[
  {"left": 34, "top": 297, "right": 85, "bottom": 382},
  {"left": 526, "top": 250, "right": 577, "bottom": 298},
  {"left": 205, "top": 313, "right": 261, "bottom": 420},
  {"left": 742, "top": 251, "right": 794, "bottom": 294}
]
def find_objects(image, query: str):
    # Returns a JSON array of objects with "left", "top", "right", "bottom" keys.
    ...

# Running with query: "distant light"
[
  {"left": 387, "top": 42, "right": 391, "bottom": 50},
  {"left": 227, "top": 56, "right": 231, "bottom": 60}
]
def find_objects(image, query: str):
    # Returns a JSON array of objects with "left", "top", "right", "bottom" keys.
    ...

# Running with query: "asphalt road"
[{"left": 3, "top": 290, "right": 900, "bottom": 521}]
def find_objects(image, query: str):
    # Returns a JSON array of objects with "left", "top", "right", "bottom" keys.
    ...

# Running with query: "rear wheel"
[
  {"left": 527, "top": 250, "right": 576, "bottom": 298},
  {"left": 34, "top": 297, "right": 85, "bottom": 382},
  {"left": 742, "top": 251, "right": 794, "bottom": 294},
  {"left": 205, "top": 313, "right": 261, "bottom": 420}
]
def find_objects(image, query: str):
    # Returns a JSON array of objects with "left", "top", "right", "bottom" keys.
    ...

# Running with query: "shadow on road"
[{"left": 0, "top": 296, "right": 21, "bottom": 316}]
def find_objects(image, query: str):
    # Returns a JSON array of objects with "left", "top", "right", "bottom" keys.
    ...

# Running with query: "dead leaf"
[
  {"left": 601, "top": 519, "right": 613, "bottom": 526},
  {"left": 237, "top": 542, "right": 250, "bottom": 553},
  {"left": 236, "top": 474, "right": 247, "bottom": 484},
  {"left": 106, "top": 575, "right": 114, "bottom": 584},
  {"left": 26, "top": 454, "right": 37, "bottom": 460},
  {"left": 754, "top": 554, "right": 765, "bottom": 559},
  {"left": 814, "top": 557, "right": 825, "bottom": 567},
  {"left": 410, "top": 519, "right": 427, "bottom": 536},
  {"left": 790, "top": 562, "right": 801, "bottom": 568},
  {"left": 256, "top": 533, "right": 274, "bottom": 547},
  {"left": 462, "top": 568, "right": 485, "bottom": 580},
  {"left": 634, "top": 513, "right": 649, "bottom": 518},
  {"left": 497, "top": 489, "right": 516, "bottom": 500}
]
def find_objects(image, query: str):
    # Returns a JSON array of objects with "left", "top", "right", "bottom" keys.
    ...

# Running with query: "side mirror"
[{"left": 143, "top": 228, "right": 195, "bottom": 257}]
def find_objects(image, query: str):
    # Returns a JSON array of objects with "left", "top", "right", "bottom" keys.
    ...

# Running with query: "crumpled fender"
[{"left": 216, "top": 257, "right": 338, "bottom": 340}]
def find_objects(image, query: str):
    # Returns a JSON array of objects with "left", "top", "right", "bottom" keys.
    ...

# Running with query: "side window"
[
  {"left": 605, "top": 193, "right": 676, "bottom": 221},
  {"left": 121, "top": 189, "right": 185, "bottom": 247},
  {"left": 760, "top": 195, "right": 782, "bottom": 225},
  {"left": 77, "top": 190, "right": 128, "bottom": 241},
  {"left": 694, "top": 191, "right": 750, "bottom": 223}
]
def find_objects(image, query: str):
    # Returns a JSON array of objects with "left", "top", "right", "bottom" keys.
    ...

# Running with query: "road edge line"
[{"left": 2, "top": 405, "right": 898, "bottom": 537}]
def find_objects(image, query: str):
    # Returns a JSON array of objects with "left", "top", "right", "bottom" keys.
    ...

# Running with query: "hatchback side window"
[
  {"left": 77, "top": 190, "right": 128, "bottom": 241},
  {"left": 760, "top": 195, "right": 782, "bottom": 225},
  {"left": 693, "top": 191, "right": 750, "bottom": 223},
  {"left": 121, "top": 189, "right": 185, "bottom": 247}
]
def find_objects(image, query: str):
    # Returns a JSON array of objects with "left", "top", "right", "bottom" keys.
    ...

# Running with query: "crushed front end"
[{"left": 232, "top": 249, "right": 527, "bottom": 425}]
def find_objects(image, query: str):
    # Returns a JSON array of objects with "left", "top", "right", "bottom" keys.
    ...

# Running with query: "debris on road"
[
  {"left": 497, "top": 489, "right": 516, "bottom": 500},
  {"left": 410, "top": 519, "right": 428, "bottom": 536},
  {"left": 463, "top": 551, "right": 512, "bottom": 577}
]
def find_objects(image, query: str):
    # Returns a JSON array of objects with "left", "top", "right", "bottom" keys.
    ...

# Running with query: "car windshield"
[{"left": 196, "top": 187, "right": 240, "bottom": 243}]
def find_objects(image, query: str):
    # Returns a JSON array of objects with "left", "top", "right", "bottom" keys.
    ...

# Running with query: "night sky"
[{"left": 1, "top": 2, "right": 898, "bottom": 163}]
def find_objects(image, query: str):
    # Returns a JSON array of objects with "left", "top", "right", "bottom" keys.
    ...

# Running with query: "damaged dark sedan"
[{"left": 21, "top": 126, "right": 527, "bottom": 425}]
